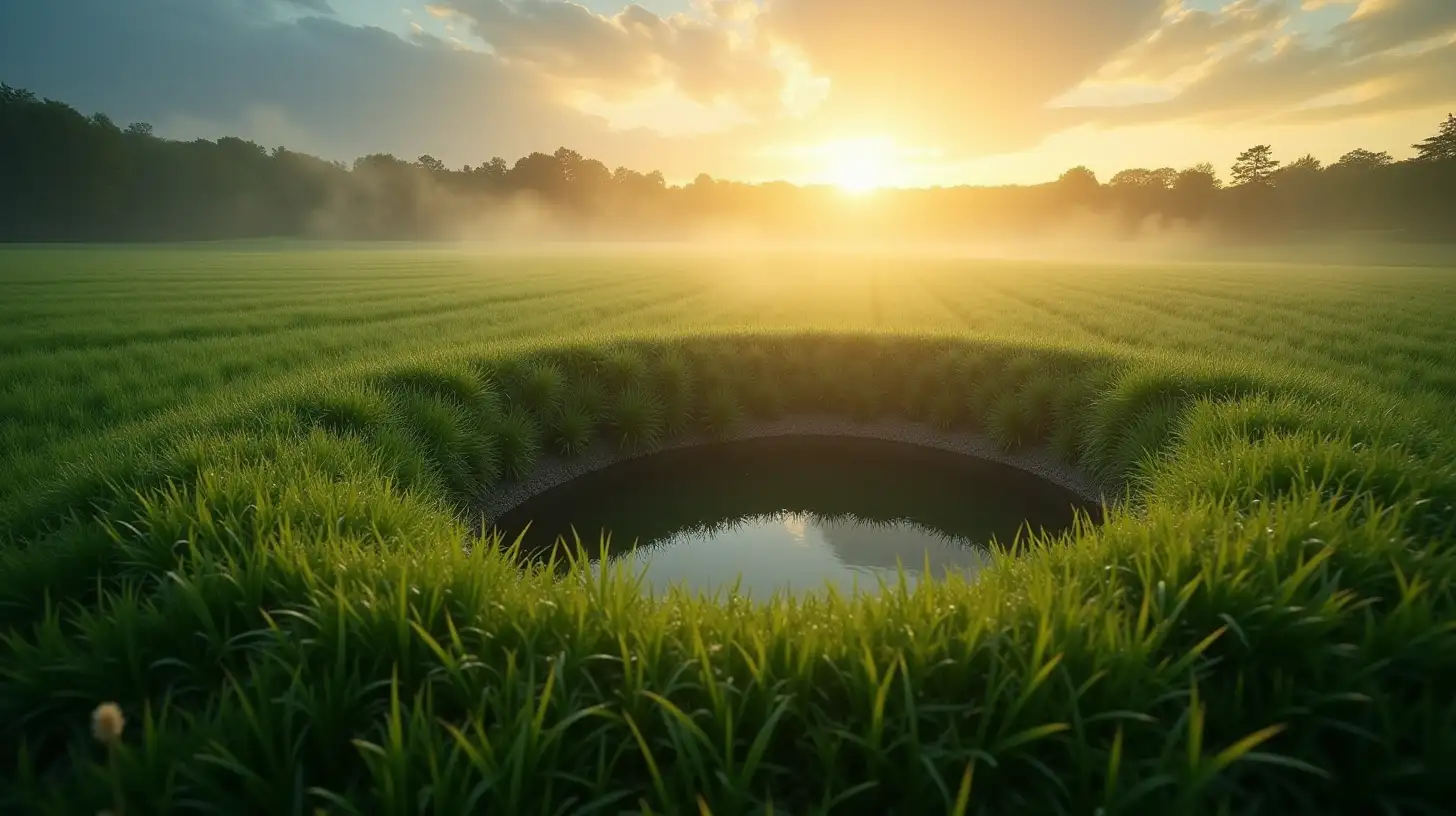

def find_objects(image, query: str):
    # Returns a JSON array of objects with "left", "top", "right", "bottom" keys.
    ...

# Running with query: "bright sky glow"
[
  {"left": 818, "top": 138, "right": 901, "bottom": 194},
  {"left": 1, "top": 0, "right": 1451, "bottom": 187}
]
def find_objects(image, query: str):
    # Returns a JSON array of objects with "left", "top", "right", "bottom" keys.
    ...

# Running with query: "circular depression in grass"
[{"left": 492, "top": 435, "right": 1097, "bottom": 597}]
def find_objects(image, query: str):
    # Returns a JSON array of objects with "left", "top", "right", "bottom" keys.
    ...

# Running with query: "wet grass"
[{"left": 0, "top": 244, "right": 1454, "bottom": 813}]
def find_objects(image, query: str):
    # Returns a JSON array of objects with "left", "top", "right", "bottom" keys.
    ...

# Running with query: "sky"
[{"left": 1, "top": 0, "right": 1453, "bottom": 188}]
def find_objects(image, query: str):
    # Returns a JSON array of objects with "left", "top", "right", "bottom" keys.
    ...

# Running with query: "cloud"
[
  {"left": 702, "top": 1, "right": 760, "bottom": 23},
  {"left": 1067, "top": 0, "right": 1456, "bottom": 127},
  {"left": 1278, "top": 38, "right": 1456, "bottom": 122},
  {"left": 0, "top": 0, "right": 686, "bottom": 169},
  {"left": 755, "top": 0, "right": 1170, "bottom": 152},
  {"left": 281, "top": 0, "right": 334, "bottom": 12},
  {"left": 1108, "top": 0, "right": 1288, "bottom": 80},
  {"left": 1333, "top": 0, "right": 1456, "bottom": 56},
  {"left": 445, "top": 1, "right": 785, "bottom": 113}
]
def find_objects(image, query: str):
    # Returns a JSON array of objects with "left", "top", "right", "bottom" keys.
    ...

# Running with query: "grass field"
[{"left": 1, "top": 244, "right": 1454, "bottom": 814}]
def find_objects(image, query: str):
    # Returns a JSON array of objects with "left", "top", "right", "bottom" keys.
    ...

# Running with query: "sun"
[
  {"left": 819, "top": 137, "right": 900, "bottom": 194},
  {"left": 831, "top": 155, "right": 888, "bottom": 194}
]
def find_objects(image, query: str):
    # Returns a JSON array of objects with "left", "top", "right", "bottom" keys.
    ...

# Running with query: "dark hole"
[{"left": 493, "top": 435, "right": 1098, "bottom": 597}]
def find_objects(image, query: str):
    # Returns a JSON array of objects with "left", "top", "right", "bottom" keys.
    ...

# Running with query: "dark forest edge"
[{"left": 3, "top": 82, "right": 1455, "bottom": 243}]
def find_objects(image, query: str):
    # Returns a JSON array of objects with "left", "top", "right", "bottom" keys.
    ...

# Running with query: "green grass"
[{"left": 1, "top": 244, "right": 1454, "bottom": 814}]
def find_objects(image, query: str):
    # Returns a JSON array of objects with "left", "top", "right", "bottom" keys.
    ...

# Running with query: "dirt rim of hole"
[{"left": 474, "top": 413, "right": 1113, "bottom": 532}]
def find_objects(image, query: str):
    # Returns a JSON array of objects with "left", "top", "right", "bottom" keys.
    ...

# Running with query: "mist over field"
[{"left": 4, "top": 84, "right": 1455, "bottom": 247}]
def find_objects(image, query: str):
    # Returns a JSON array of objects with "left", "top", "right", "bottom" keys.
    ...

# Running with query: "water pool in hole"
[{"left": 492, "top": 436, "right": 1096, "bottom": 597}]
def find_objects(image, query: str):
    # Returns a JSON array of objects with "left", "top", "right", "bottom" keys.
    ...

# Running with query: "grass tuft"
[
  {"left": 494, "top": 406, "right": 542, "bottom": 481},
  {"left": 516, "top": 360, "right": 567, "bottom": 414},
  {"left": 291, "top": 386, "right": 392, "bottom": 436},
  {"left": 700, "top": 388, "right": 745, "bottom": 438},
  {"left": 547, "top": 398, "right": 597, "bottom": 457},
  {"left": 656, "top": 350, "right": 697, "bottom": 435},
  {"left": 393, "top": 388, "right": 500, "bottom": 498},
  {"left": 987, "top": 390, "right": 1028, "bottom": 450},
  {"left": 604, "top": 347, "right": 648, "bottom": 392},
  {"left": 610, "top": 386, "right": 666, "bottom": 451}
]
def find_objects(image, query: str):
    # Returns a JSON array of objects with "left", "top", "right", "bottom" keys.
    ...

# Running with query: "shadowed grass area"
[{"left": 1, "top": 247, "right": 1454, "bottom": 814}]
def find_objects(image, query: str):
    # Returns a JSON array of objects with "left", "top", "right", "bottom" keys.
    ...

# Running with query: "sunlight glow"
[
  {"left": 820, "top": 137, "right": 900, "bottom": 194},
  {"left": 755, "top": 136, "right": 947, "bottom": 190}
]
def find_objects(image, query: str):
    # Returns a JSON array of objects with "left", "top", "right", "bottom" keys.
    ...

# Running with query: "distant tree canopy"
[
  {"left": 1332, "top": 149, "right": 1394, "bottom": 171},
  {"left": 1, "top": 83, "right": 1454, "bottom": 242},
  {"left": 1231, "top": 145, "right": 1280, "bottom": 187},
  {"left": 1413, "top": 113, "right": 1456, "bottom": 162}
]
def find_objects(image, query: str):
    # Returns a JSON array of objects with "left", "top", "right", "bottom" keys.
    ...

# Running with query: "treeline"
[{"left": 2, "top": 82, "right": 1454, "bottom": 242}]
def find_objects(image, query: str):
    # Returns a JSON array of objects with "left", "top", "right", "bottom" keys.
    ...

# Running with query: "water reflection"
[
  {"left": 493, "top": 436, "right": 1093, "bottom": 598},
  {"left": 611, "top": 511, "right": 992, "bottom": 597}
]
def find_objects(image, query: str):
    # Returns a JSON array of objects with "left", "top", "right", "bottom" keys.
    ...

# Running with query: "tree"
[
  {"left": 552, "top": 146, "right": 590, "bottom": 193},
  {"left": 573, "top": 158, "right": 612, "bottom": 191},
  {"left": 1058, "top": 166, "right": 1097, "bottom": 184},
  {"left": 1109, "top": 169, "right": 1149, "bottom": 188},
  {"left": 124, "top": 122, "right": 154, "bottom": 138},
  {"left": 1172, "top": 163, "right": 1221, "bottom": 219},
  {"left": 354, "top": 153, "right": 409, "bottom": 173},
  {"left": 1174, "top": 164, "right": 1220, "bottom": 195},
  {"left": 1057, "top": 166, "right": 1098, "bottom": 189},
  {"left": 0, "top": 83, "right": 38, "bottom": 105},
  {"left": 1056, "top": 166, "right": 1101, "bottom": 209},
  {"left": 415, "top": 154, "right": 446, "bottom": 173},
  {"left": 1412, "top": 113, "right": 1456, "bottom": 162},
  {"left": 1276, "top": 154, "right": 1323, "bottom": 187},
  {"left": 554, "top": 147, "right": 584, "bottom": 173},
  {"left": 1108, "top": 168, "right": 1177, "bottom": 190},
  {"left": 1285, "top": 154, "right": 1322, "bottom": 174},
  {"left": 1331, "top": 149, "right": 1393, "bottom": 171},
  {"left": 477, "top": 156, "right": 508, "bottom": 185},
  {"left": 1231, "top": 145, "right": 1279, "bottom": 186},
  {"left": 1106, "top": 168, "right": 1177, "bottom": 224},
  {"left": 1178, "top": 163, "right": 1221, "bottom": 190},
  {"left": 509, "top": 152, "right": 568, "bottom": 198}
]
